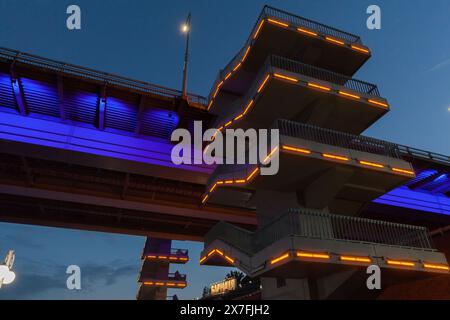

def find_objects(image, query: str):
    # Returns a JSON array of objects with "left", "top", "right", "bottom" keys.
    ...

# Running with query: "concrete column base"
[
  {"left": 261, "top": 270, "right": 358, "bottom": 300},
  {"left": 261, "top": 277, "right": 311, "bottom": 300}
]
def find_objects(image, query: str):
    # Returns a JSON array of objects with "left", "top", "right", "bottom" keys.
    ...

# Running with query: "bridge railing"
[
  {"left": 263, "top": 5, "right": 362, "bottom": 44},
  {"left": 0, "top": 47, "right": 208, "bottom": 106},
  {"left": 209, "top": 5, "right": 364, "bottom": 100},
  {"left": 204, "top": 210, "right": 434, "bottom": 254},
  {"left": 398, "top": 145, "right": 450, "bottom": 166},
  {"left": 269, "top": 55, "right": 380, "bottom": 96},
  {"left": 204, "top": 221, "right": 254, "bottom": 255},
  {"left": 254, "top": 209, "right": 434, "bottom": 251},
  {"left": 275, "top": 119, "right": 401, "bottom": 158}
]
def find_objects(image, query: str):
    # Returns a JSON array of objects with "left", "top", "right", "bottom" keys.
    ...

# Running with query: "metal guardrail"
[
  {"left": 167, "top": 272, "right": 187, "bottom": 281},
  {"left": 398, "top": 145, "right": 450, "bottom": 166},
  {"left": 264, "top": 6, "right": 362, "bottom": 44},
  {"left": 270, "top": 55, "right": 380, "bottom": 96},
  {"left": 0, "top": 47, "right": 208, "bottom": 106},
  {"left": 170, "top": 248, "right": 188, "bottom": 256},
  {"left": 255, "top": 209, "right": 434, "bottom": 251},
  {"left": 205, "top": 210, "right": 434, "bottom": 254},
  {"left": 276, "top": 119, "right": 401, "bottom": 158},
  {"left": 204, "top": 221, "right": 254, "bottom": 255}
]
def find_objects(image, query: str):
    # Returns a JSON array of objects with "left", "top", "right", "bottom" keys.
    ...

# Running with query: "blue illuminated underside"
[{"left": 373, "top": 170, "right": 450, "bottom": 215}]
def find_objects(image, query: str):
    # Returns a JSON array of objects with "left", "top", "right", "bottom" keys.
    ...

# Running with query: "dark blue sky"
[{"left": 0, "top": 0, "right": 449, "bottom": 299}]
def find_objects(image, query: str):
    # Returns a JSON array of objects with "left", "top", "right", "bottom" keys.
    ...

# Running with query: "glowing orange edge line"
[
  {"left": 340, "top": 255, "right": 372, "bottom": 263},
  {"left": 267, "top": 18, "right": 289, "bottom": 28},
  {"left": 253, "top": 20, "right": 265, "bottom": 39},
  {"left": 423, "top": 263, "right": 450, "bottom": 271},
  {"left": 271, "top": 253, "right": 289, "bottom": 264},
  {"left": 297, "top": 27, "right": 318, "bottom": 36},
  {"left": 296, "top": 251, "right": 330, "bottom": 259},
  {"left": 322, "top": 153, "right": 350, "bottom": 161}
]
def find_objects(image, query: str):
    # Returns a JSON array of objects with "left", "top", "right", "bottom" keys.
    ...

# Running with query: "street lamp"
[{"left": 181, "top": 13, "right": 191, "bottom": 100}]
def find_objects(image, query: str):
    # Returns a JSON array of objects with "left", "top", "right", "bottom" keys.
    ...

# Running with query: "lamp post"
[{"left": 181, "top": 13, "right": 191, "bottom": 100}]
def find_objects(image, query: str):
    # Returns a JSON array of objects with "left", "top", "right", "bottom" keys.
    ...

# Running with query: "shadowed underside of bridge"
[
  {"left": 0, "top": 47, "right": 258, "bottom": 240},
  {"left": 0, "top": 151, "right": 256, "bottom": 241}
]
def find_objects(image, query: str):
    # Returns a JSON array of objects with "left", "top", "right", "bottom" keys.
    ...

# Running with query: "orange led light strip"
[
  {"left": 297, "top": 27, "right": 318, "bottom": 37},
  {"left": 339, "top": 91, "right": 361, "bottom": 100},
  {"left": 213, "top": 81, "right": 224, "bottom": 98},
  {"left": 246, "top": 167, "right": 260, "bottom": 182},
  {"left": 386, "top": 259, "right": 415, "bottom": 267},
  {"left": 273, "top": 73, "right": 298, "bottom": 82},
  {"left": 143, "top": 281, "right": 185, "bottom": 287},
  {"left": 225, "top": 256, "right": 235, "bottom": 264},
  {"left": 282, "top": 145, "right": 311, "bottom": 154},
  {"left": 144, "top": 255, "right": 188, "bottom": 262},
  {"left": 257, "top": 74, "right": 271, "bottom": 93},
  {"left": 368, "top": 99, "right": 389, "bottom": 108},
  {"left": 253, "top": 20, "right": 265, "bottom": 39},
  {"left": 325, "top": 36, "right": 345, "bottom": 45},
  {"left": 308, "top": 82, "right": 331, "bottom": 91},
  {"left": 392, "top": 168, "right": 415, "bottom": 176},
  {"left": 359, "top": 160, "right": 384, "bottom": 169},
  {"left": 202, "top": 194, "right": 209, "bottom": 204},
  {"left": 243, "top": 99, "right": 255, "bottom": 115},
  {"left": 322, "top": 153, "right": 350, "bottom": 161},
  {"left": 233, "top": 62, "right": 242, "bottom": 72},
  {"left": 201, "top": 249, "right": 235, "bottom": 265},
  {"left": 351, "top": 45, "right": 370, "bottom": 54},
  {"left": 340, "top": 255, "right": 372, "bottom": 263},
  {"left": 267, "top": 18, "right": 289, "bottom": 28},
  {"left": 271, "top": 253, "right": 290, "bottom": 265},
  {"left": 263, "top": 146, "right": 279, "bottom": 164},
  {"left": 423, "top": 263, "right": 450, "bottom": 271},
  {"left": 241, "top": 46, "right": 251, "bottom": 62},
  {"left": 296, "top": 251, "right": 330, "bottom": 260}
]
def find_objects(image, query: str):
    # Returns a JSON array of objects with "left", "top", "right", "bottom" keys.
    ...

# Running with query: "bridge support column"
[
  {"left": 137, "top": 237, "right": 172, "bottom": 300},
  {"left": 255, "top": 189, "right": 299, "bottom": 227},
  {"left": 260, "top": 277, "right": 311, "bottom": 300},
  {"left": 261, "top": 270, "right": 358, "bottom": 300}
]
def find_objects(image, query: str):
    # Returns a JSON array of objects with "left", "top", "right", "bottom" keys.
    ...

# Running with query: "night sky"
[{"left": 0, "top": 0, "right": 449, "bottom": 299}]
